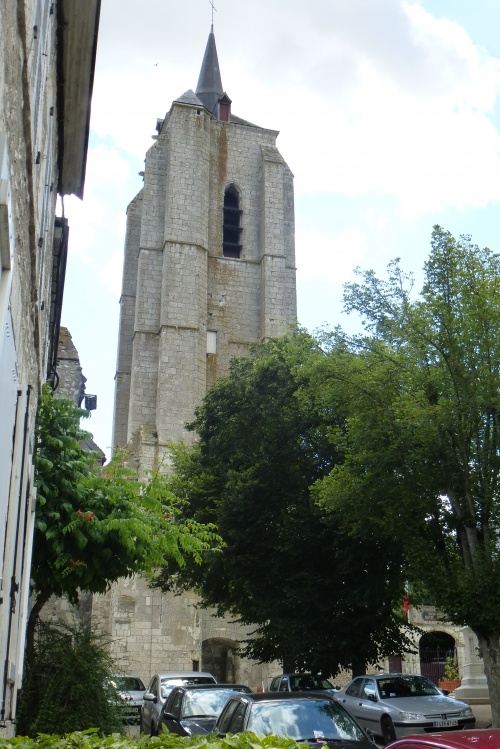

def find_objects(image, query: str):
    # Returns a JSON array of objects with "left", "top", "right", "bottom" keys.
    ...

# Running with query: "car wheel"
[{"left": 381, "top": 715, "right": 396, "bottom": 744}]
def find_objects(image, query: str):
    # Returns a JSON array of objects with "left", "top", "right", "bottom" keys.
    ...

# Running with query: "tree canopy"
[
  {"left": 155, "top": 332, "right": 412, "bottom": 676},
  {"left": 31, "top": 385, "right": 219, "bottom": 652},
  {"left": 314, "top": 226, "right": 500, "bottom": 723}
]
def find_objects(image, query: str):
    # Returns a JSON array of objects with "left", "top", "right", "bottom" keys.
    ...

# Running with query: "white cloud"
[
  {"left": 297, "top": 227, "right": 369, "bottom": 285},
  {"left": 85, "top": 145, "right": 132, "bottom": 191},
  {"left": 64, "top": 146, "right": 131, "bottom": 262},
  {"left": 98, "top": 249, "right": 125, "bottom": 298}
]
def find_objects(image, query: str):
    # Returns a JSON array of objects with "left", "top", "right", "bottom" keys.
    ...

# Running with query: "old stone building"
[
  {"left": 54, "top": 326, "right": 103, "bottom": 458},
  {"left": 0, "top": 1, "right": 100, "bottom": 734},
  {"left": 388, "top": 606, "right": 489, "bottom": 703},
  {"left": 92, "top": 27, "right": 296, "bottom": 691}
]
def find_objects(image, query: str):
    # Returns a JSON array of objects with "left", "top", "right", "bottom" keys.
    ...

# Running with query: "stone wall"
[
  {"left": 0, "top": 1, "right": 59, "bottom": 732},
  {"left": 55, "top": 327, "right": 86, "bottom": 404},
  {"left": 1, "top": 0, "right": 99, "bottom": 733}
]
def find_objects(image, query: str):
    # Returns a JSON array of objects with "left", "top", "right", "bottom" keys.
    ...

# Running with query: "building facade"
[
  {"left": 0, "top": 1, "right": 100, "bottom": 734},
  {"left": 392, "top": 606, "right": 489, "bottom": 703},
  {"left": 93, "top": 28, "right": 296, "bottom": 691}
]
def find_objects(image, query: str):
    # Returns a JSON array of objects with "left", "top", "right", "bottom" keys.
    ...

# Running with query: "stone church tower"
[{"left": 92, "top": 28, "right": 296, "bottom": 689}]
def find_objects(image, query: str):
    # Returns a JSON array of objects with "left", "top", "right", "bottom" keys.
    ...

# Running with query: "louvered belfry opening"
[{"left": 222, "top": 185, "right": 242, "bottom": 258}]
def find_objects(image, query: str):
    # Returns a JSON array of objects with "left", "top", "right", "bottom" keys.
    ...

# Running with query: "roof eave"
[{"left": 57, "top": 0, "right": 101, "bottom": 199}]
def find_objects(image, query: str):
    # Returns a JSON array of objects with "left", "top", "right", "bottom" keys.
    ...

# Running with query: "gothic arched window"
[{"left": 222, "top": 185, "right": 242, "bottom": 258}]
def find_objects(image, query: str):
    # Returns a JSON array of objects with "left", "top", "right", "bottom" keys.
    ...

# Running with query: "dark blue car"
[{"left": 158, "top": 683, "right": 252, "bottom": 736}]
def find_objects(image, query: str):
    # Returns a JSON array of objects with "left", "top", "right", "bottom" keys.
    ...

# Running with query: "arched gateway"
[{"left": 419, "top": 630, "right": 456, "bottom": 685}]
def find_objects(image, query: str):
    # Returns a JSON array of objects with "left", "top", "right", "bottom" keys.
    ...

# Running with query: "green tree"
[
  {"left": 315, "top": 226, "right": 500, "bottom": 723},
  {"left": 155, "top": 332, "right": 412, "bottom": 676},
  {"left": 30, "top": 385, "right": 219, "bottom": 657}
]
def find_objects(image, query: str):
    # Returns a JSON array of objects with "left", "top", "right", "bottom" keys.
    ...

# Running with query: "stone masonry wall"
[
  {"left": 55, "top": 327, "right": 85, "bottom": 404},
  {"left": 113, "top": 191, "right": 142, "bottom": 448},
  {"left": 0, "top": 1, "right": 60, "bottom": 732}
]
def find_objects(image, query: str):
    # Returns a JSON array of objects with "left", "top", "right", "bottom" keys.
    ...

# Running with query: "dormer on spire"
[
  {"left": 218, "top": 93, "right": 231, "bottom": 122},
  {"left": 196, "top": 27, "right": 224, "bottom": 115}
]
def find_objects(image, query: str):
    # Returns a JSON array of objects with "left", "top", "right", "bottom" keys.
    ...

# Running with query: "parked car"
[
  {"left": 335, "top": 674, "right": 475, "bottom": 744},
  {"left": 385, "top": 730, "right": 500, "bottom": 748},
  {"left": 111, "top": 674, "right": 146, "bottom": 724},
  {"left": 158, "top": 683, "right": 252, "bottom": 736},
  {"left": 140, "top": 671, "right": 217, "bottom": 735},
  {"left": 215, "top": 692, "right": 375, "bottom": 748},
  {"left": 268, "top": 673, "right": 340, "bottom": 694}
]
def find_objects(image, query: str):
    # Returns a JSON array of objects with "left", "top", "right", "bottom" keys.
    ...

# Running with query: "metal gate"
[{"left": 419, "top": 647, "right": 456, "bottom": 685}]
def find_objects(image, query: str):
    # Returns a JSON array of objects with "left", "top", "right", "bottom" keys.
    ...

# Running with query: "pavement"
[{"left": 472, "top": 703, "right": 492, "bottom": 729}]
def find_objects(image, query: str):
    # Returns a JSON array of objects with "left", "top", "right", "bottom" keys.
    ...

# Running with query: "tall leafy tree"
[
  {"left": 30, "top": 385, "right": 219, "bottom": 657},
  {"left": 315, "top": 226, "right": 500, "bottom": 723},
  {"left": 155, "top": 331, "right": 412, "bottom": 676}
]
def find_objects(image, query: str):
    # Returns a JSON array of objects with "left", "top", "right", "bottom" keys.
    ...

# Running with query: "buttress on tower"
[{"left": 93, "top": 28, "right": 297, "bottom": 687}]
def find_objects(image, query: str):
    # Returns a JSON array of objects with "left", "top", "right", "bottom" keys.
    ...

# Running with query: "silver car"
[
  {"left": 336, "top": 673, "right": 475, "bottom": 743},
  {"left": 141, "top": 671, "right": 217, "bottom": 735},
  {"left": 268, "top": 673, "right": 340, "bottom": 694},
  {"left": 111, "top": 674, "right": 146, "bottom": 724}
]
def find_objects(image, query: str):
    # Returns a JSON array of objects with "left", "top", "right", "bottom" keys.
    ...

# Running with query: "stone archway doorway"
[
  {"left": 202, "top": 638, "right": 239, "bottom": 684},
  {"left": 419, "top": 630, "right": 456, "bottom": 685}
]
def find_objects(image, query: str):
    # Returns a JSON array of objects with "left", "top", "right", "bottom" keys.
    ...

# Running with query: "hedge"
[{"left": 1, "top": 731, "right": 300, "bottom": 749}]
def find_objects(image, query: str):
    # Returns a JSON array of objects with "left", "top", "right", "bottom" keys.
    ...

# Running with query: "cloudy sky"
[{"left": 61, "top": 0, "right": 500, "bottom": 458}]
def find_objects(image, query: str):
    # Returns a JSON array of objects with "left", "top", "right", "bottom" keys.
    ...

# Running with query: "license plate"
[{"left": 433, "top": 720, "right": 458, "bottom": 728}]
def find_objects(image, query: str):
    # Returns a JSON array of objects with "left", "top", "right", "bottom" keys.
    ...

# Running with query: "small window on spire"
[
  {"left": 218, "top": 93, "right": 232, "bottom": 123},
  {"left": 223, "top": 185, "right": 242, "bottom": 258}
]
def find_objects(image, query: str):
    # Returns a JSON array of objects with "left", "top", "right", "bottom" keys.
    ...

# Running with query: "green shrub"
[
  {"left": 443, "top": 656, "right": 460, "bottom": 681},
  {"left": 16, "top": 622, "right": 123, "bottom": 736},
  {"left": 3, "top": 731, "right": 300, "bottom": 749}
]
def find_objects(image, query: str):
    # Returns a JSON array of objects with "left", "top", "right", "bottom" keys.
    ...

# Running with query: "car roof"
[
  {"left": 350, "top": 673, "right": 433, "bottom": 682},
  {"left": 155, "top": 672, "right": 216, "bottom": 680},
  {"left": 387, "top": 730, "right": 500, "bottom": 748},
  {"left": 274, "top": 673, "right": 328, "bottom": 678},
  {"left": 227, "top": 692, "right": 336, "bottom": 702},
  {"left": 170, "top": 684, "right": 250, "bottom": 692}
]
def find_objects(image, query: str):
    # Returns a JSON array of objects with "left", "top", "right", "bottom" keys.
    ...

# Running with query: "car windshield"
[
  {"left": 248, "top": 700, "right": 366, "bottom": 742},
  {"left": 184, "top": 689, "right": 247, "bottom": 717},
  {"left": 161, "top": 677, "right": 215, "bottom": 699},
  {"left": 113, "top": 677, "right": 145, "bottom": 691},
  {"left": 377, "top": 676, "right": 441, "bottom": 699}
]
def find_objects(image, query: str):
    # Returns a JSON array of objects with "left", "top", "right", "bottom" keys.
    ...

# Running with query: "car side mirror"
[
  {"left": 441, "top": 689, "right": 450, "bottom": 696},
  {"left": 368, "top": 694, "right": 377, "bottom": 702},
  {"left": 162, "top": 712, "right": 177, "bottom": 722},
  {"left": 365, "top": 729, "right": 376, "bottom": 744},
  {"left": 144, "top": 692, "right": 156, "bottom": 702}
]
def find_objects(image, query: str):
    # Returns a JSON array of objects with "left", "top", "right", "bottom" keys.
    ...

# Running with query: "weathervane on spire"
[{"left": 209, "top": 0, "right": 217, "bottom": 28}]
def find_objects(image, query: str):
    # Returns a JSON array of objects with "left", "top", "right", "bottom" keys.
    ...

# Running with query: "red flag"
[{"left": 403, "top": 594, "right": 409, "bottom": 616}]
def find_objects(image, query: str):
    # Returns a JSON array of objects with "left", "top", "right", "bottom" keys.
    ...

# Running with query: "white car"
[
  {"left": 336, "top": 673, "right": 475, "bottom": 743},
  {"left": 111, "top": 674, "right": 146, "bottom": 724},
  {"left": 141, "top": 671, "right": 217, "bottom": 735}
]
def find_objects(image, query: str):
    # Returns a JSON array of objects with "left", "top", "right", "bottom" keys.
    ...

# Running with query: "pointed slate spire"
[{"left": 196, "top": 26, "right": 224, "bottom": 115}]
